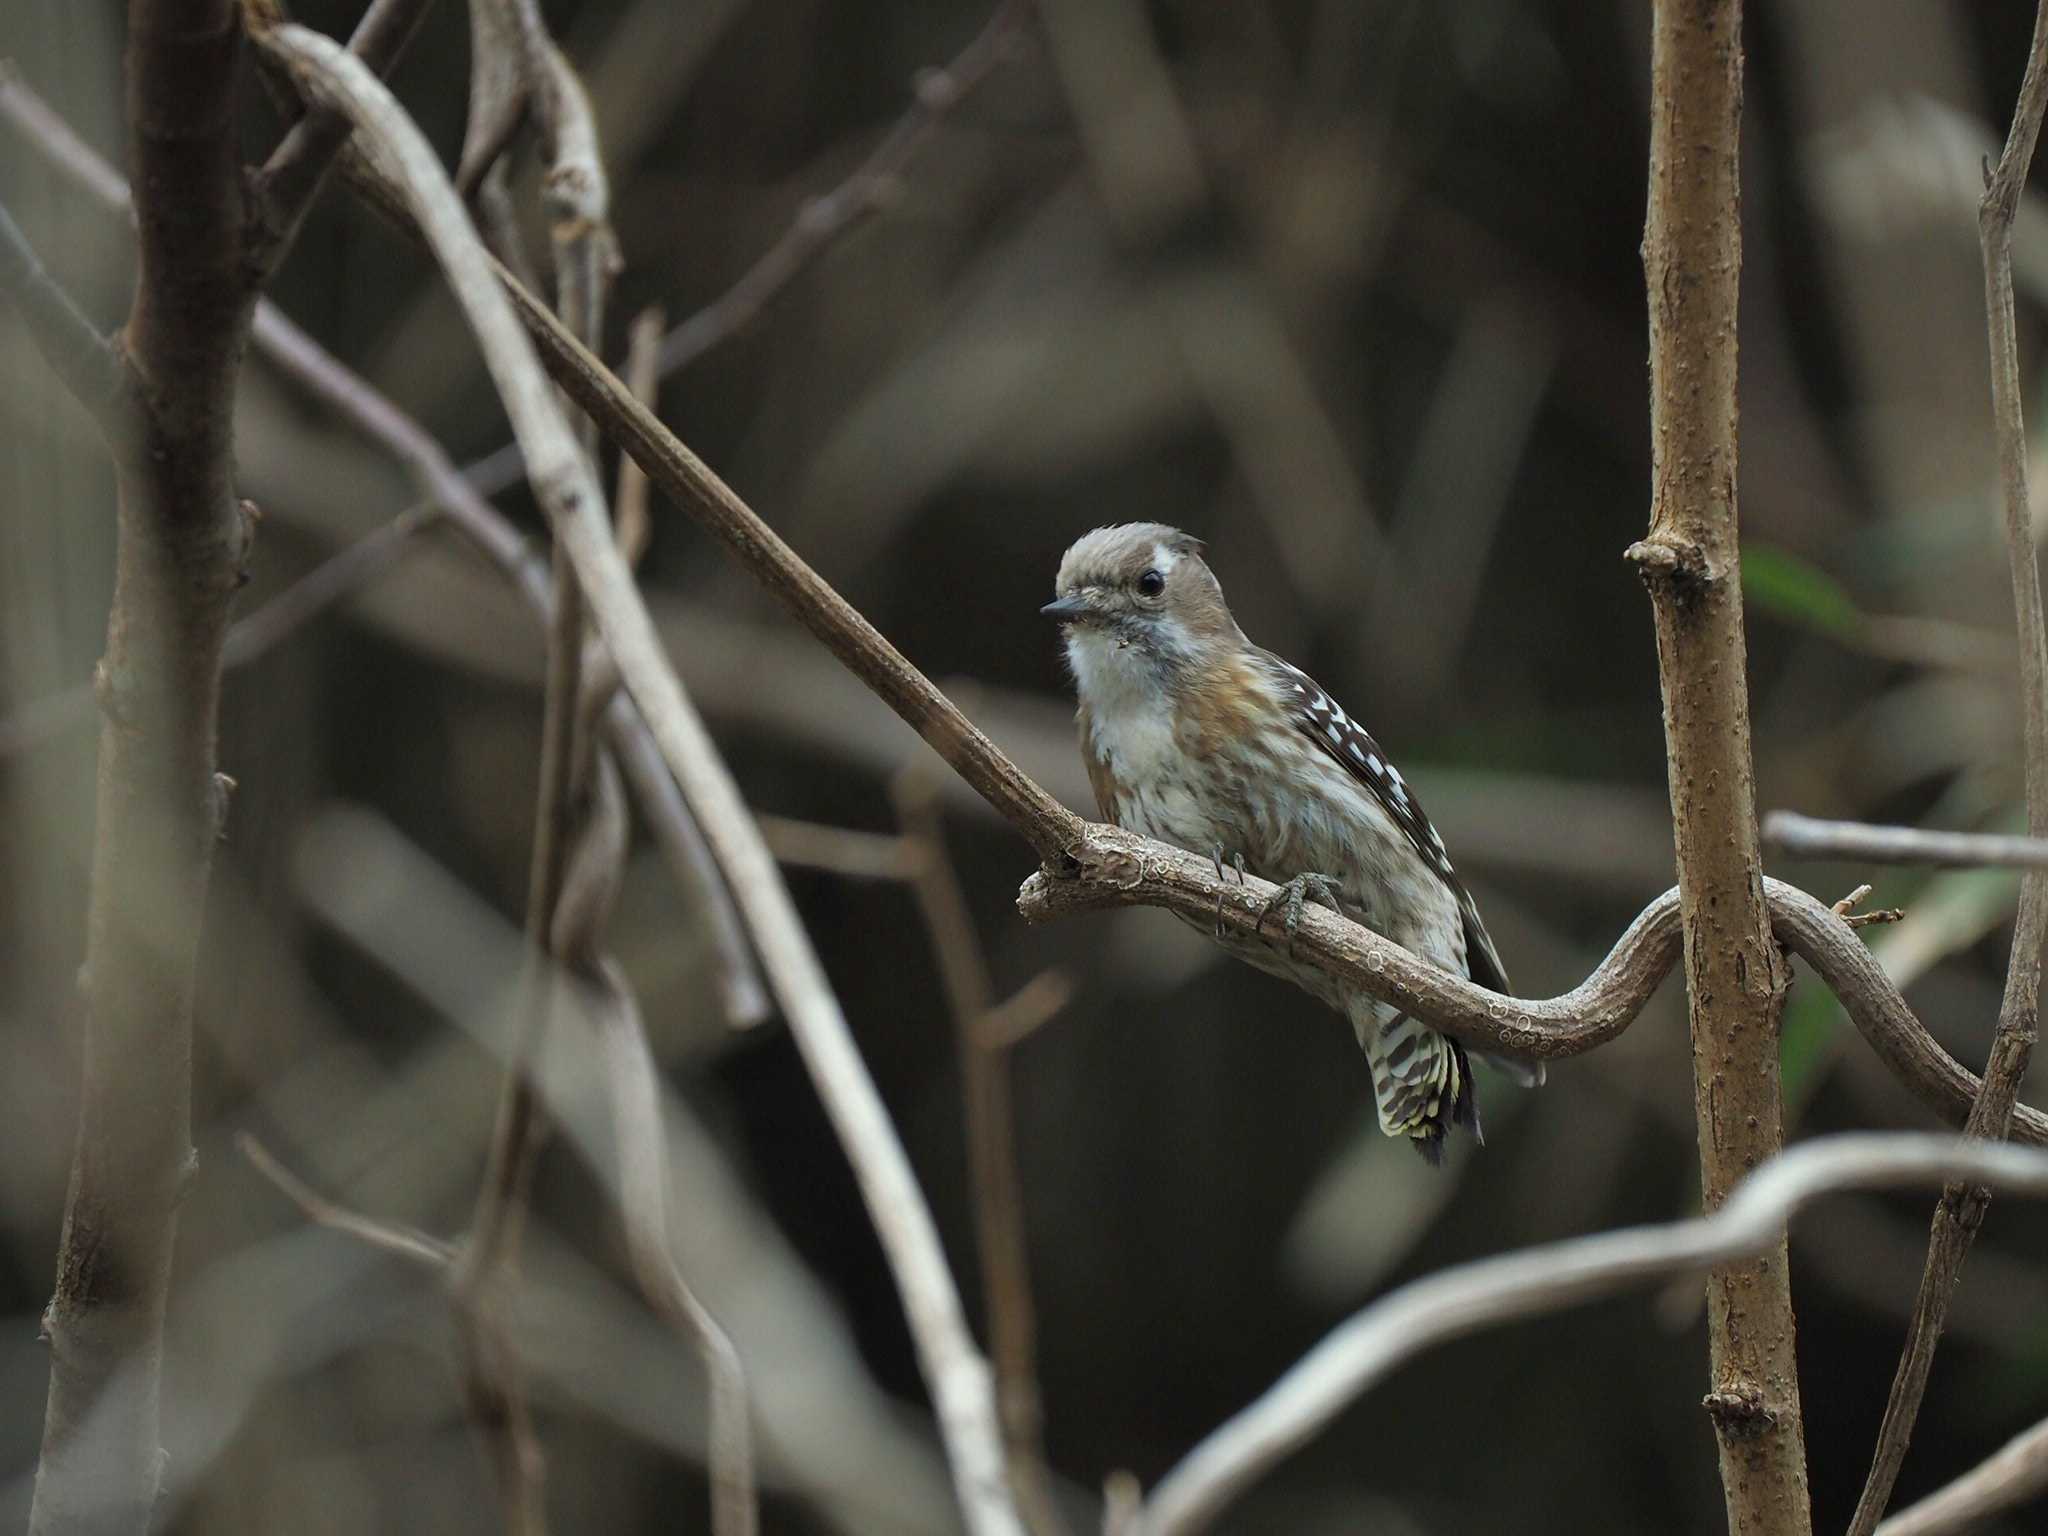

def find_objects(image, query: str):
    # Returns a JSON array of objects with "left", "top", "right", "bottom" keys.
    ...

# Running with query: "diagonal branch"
[
  {"left": 1845, "top": 4, "right": 2048, "bottom": 1529},
  {"left": 1124, "top": 1135, "right": 2048, "bottom": 1536},
  {"left": 244, "top": 0, "right": 439, "bottom": 278},
  {"left": 1874, "top": 1409, "right": 2048, "bottom": 1536},
  {"left": 246, "top": 20, "right": 1026, "bottom": 1536},
  {"left": 0, "top": 197, "right": 135, "bottom": 432}
]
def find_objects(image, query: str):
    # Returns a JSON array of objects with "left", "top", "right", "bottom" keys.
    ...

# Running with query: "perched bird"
[{"left": 1044, "top": 522, "right": 1540, "bottom": 1161}]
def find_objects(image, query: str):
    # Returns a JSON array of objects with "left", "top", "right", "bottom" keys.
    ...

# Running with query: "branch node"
[{"left": 1703, "top": 1385, "right": 1776, "bottom": 1436}]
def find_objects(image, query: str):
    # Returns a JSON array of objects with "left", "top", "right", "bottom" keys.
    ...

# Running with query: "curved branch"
[
  {"left": 1128, "top": 1134, "right": 2048, "bottom": 1536},
  {"left": 1017, "top": 831, "right": 2048, "bottom": 1145}
]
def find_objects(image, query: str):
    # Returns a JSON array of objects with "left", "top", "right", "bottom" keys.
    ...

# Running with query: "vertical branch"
[
  {"left": 1845, "top": 7, "right": 2048, "bottom": 1530},
  {"left": 29, "top": 2, "right": 256, "bottom": 1533},
  {"left": 1631, "top": 4, "right": 1810, "bottom": 1534},
  {"left": 892, "top": 777, "right": 1067, "bottom": 1536},
  {"left": 447, "top": 17, "right": 621, "bottom": 1532}
]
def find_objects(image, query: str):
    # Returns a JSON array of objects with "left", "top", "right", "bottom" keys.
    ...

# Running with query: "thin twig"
[
  {"left": 1127, "top": 1134, "right": 2048, "bottom": 1536},
  {"left": 0, "top": 197, "right": 134, "bottom": 431},
  {"left": 614, "top": 305, "right": 663, "bottom": 567},
  {"left": 589, "top": 960, "right": 759, "bottom": 1536},
  {"left": 1766, "top": 811, "right": 2048, "bottom": 869},
  {"left": 1846, "top": 6, "right": 2048, "bottom": 1529},
  {"left": 980, "top": 970, "right": 1075, "bottom": 1050},
  {"left": 893, "top": 775, "right": 1066, "bottom": 1536},
  {"left": 757, "top": 815, "right": 920, "bottom": 880},
  {"left": 1874, "top": 1410, "right": 2048, "bottom": 1536},
  {"left": 237, "top": 1133, "right": 455, "bottom": 1270},
  {"left": 656, "top": 0, "right": 1033, "bottom": 374},
  {"left": 249, "top": 23, "right": 1026, "bottom": 1534},
  {"left": 245, "top": 0, "right": 438, "bottom": 277}
]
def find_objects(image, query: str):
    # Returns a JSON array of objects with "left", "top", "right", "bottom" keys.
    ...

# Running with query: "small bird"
[{"left": 1044, "top": 523, "right": 1540, "bottom": 1160}]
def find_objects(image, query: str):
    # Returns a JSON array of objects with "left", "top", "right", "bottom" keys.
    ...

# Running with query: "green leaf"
[{"left": 1742, "top": 545, "right": 1862, "bottom": 637}]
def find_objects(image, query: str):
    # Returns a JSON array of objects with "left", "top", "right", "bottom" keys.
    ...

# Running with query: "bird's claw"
[
  {"left": 1258, "top": 871, "right": 1343, "bottom": 954},
  {"left": 1210, "top": 847, "right": 1248, "bottom": 936}
]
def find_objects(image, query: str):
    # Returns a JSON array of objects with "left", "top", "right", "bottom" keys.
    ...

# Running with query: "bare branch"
[
  {"left": 247, "top": 22, "right": 1025, "bottom": 1534},
  {"left": 1636, "top": 2, "right": 1810, "bottom": 1524},
  {"left": 894, "top": 777, "right": 1066, "bottom": 1536},
  {"left": 1128, "top": 1134, "right": 2048, "bottom": 1536},
  {"left": 0, "top": 197, "right": 134, "bottom": 431},
  {"left": 246, "top": 0, "right": 438, "bottom": 276},
  {"left": 614, "top": 305, "right": 663, "bottom": 567},
  {"left": 758, "top": 815, "right": 920, "bottom": 881},
  {"left": 1847, "top": 6, "right": 2048, "bottom": 1529},
  {"left": 590, "top": 962, "right": 758, "bottom": 1536},
  {"left": 237, "top": 1133, "right": 455, "bottom": 1270},
  {"left": 1765, "top": 811, "right": 2048, "bottom": 869},
  {"left": 447, "top": 16, "right": 625, "bottom": 1517},
  {"left": 28, "top": 1, "right": 256, "bottom": 1530},
  {"left": 1875, "top": 1410, "right": 2048, "bottom": 1536}
]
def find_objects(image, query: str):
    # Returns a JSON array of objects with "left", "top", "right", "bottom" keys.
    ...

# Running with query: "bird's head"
[{"left": 1043, "top": 524, "right": 1240, "bottom": 680}]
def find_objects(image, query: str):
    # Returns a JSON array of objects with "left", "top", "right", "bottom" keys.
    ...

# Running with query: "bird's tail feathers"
[{"left": 1355, "top": 1008, "right": 1479, "bottom": 1164}]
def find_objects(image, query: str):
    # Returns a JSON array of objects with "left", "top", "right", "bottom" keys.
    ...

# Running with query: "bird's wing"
[{"left": 1254, "top": 651, "right": 1513, "bottom": 998}]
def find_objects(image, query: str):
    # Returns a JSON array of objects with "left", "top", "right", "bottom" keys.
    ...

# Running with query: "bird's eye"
[{"left": 1137, "top": 569, "right": 1166, "bottom": 597}]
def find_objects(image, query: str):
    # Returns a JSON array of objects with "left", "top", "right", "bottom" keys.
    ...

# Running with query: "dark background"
[{"left": 3, "top": 1, "right": 2047, "bottom": 1531}]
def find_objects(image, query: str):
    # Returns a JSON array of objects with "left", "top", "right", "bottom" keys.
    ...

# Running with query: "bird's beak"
[{"left": 1040, "top": 595, "right": 1093, "bottom": 623}]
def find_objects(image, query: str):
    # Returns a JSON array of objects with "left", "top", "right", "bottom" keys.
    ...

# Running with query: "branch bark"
[
  {"left": 1845, "top": 7, "right": 2048, "bottom": 1530},
  {"left": 1634, "top": 3, "right": 1810, "bottom": 1530},
  {"left": 29, "top": 4, "right": 255, "bottom": 1533}
]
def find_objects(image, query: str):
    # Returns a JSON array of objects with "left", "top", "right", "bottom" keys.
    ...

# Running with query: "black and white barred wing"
[{"left": 1257, "top": 651, "right": 1516, "bottom": 1003}]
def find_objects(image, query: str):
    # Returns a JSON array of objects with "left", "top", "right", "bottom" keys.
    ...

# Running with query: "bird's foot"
[
  {"left": 1209, "top": 847, "right": 1249, "bottom": 936},
  {"left": 1257, "top": 871, "right": 1343, "bottom": 954}
]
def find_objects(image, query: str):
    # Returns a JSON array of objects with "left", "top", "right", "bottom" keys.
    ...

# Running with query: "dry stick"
[
  {"left": 1764, "top": 811, "right": 2048, "bottom": 870},
  {"left": 249, "top": 22, "right": 1027, "bottom": 1536},
  {"left": 1633, "top": 4, "right": 1811, "bottom": 1530},
  {"left": 610, "top": 305, "right": 770, "bottom": 1028},
  {"left": 24, "top": 4, "right": 254, "bottom": 1533},
  {"left": 1846, "top": 6, "right": 2048, "bottom": 1530},
  {"left": 447, "top": 19, "right": 621, "bottom": 1525},
  {"left": 1127, "top": 1136, "right": 2048, "bottom": 1536},
  {"left": 483, "top": 188, "right": 2048, "bottom": 1147},
  {"left": 555, "top": 709, "right": 758, "bottom": 1536},
  {"left": 1874, "top": 1410, "right": 2048, "bottom": 1536},
  {"left": 614, "top": 306, "right": 663, "bottom": 568},
  {"left": 893, "top": 776, "right": 1067, "bottom": 1536},
  {"left": 236, "top": 1133, "right": 455, "bottom": 1270},
  {"left": 245, "top": 0, "right": 438, "bottom": 276}
]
